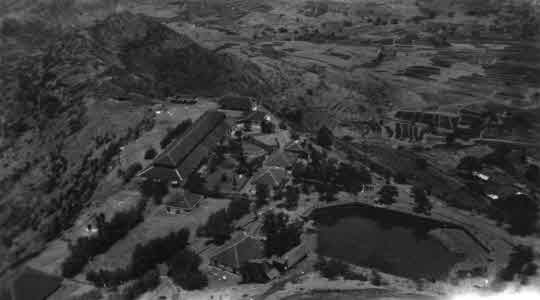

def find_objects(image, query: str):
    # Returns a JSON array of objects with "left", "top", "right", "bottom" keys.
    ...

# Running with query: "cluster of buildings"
[
  {"left": 387, "top": 104, "right": 502, "bottom": 146},
  {"left": 136, "top": 94, "right": 311, "bottom": 215},
  {"left": 136, "top": 94, "right": 313, "bottom": 281}
]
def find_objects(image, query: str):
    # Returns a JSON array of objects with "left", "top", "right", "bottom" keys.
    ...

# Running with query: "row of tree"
[
  {"left": 61, "top": 200, "right": 146, "bottom": 277},
  {"left": 86, "top": 227, "right": 206, "bottom": 291},
  {"left": 376, "top": 184, "right": 432, "bottom": 215}
]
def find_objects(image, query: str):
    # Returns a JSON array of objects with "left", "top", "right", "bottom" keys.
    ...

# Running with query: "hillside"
[{"left": 0, "top": 11, "right": 274, "bottom": 276}]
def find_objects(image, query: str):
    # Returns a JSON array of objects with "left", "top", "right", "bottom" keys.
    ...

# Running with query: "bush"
[
  {"left": 160, "top": 119, "right": 192, "bottom": 149},
  {"left": 123, "top": 162, "right": 142, "bottom": 183},
  {"left": 144, "top": 148, "right": 157, "bottom": 160}
]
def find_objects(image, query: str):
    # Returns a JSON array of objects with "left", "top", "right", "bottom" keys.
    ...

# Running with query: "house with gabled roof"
[
  {"left": 209, "top": 234, "right": 266, "bottom": 274},
  {"left": 263, "top": 150, "right": 297, "bottom": 169},
  {"left": 250, "top": 167, "right": 288, "bottom": 189},
  {"left": 284, "top": 139, "right": 307, "bottom": 154},
  {"left": 163, "top": 189, "right": 204, "bottom": 214},
  {"left": 138, "top": 110, "right": 230, "bottom": 186},
  {"left": 219, "top": 95, "right": 256, "bottom": 112},
  {"left": 2, "top": 267, "right": 62, "bottom": 300},
  {"left": 274, "top": 243, "right": 310, "bottom": 270}
]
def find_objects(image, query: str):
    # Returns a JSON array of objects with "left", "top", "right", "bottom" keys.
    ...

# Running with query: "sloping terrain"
[{"left": 0, "top": 10, "right": 274, "bottom": 277}]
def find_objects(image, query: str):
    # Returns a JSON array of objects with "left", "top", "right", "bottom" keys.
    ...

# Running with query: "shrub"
[{"left": 144, "top": 147, "right": 157, "bottom": 160}]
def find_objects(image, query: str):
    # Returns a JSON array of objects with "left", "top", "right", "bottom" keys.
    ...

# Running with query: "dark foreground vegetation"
[
  {"left": 86, "top": 228, "right": 207, "bottom": 290},
  {"left": 61, "top": 201, "right": 146, "bottom": 277}
]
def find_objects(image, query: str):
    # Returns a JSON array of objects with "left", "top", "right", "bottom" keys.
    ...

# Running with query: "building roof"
[
  {"left": 164, "top": 189, "right": 203, "bottom": 210},
  {"left": 219, "top": 95, "right": 255, "bottom": 111},
  {"left": 154, "top": 111, "right": 227, "bottom": 167},
  {"left": 139, "top": 110, "right": 229, "bottom": 182},
  {"left": 278, "top": 243, "right": 309, "bottom": 268},
  {"left": 284, "top": 140, "right": 307, "bottom": 153},
  {"left": 251, "top": 167, "right": 288, "bottom": 187},
  {"left": 8, "top": 267, "right": 62, "bottom": 300},
  {"left": 263, "top": 151, "right": 297, "bottom": 169},
  {"left": 237, "top": 111, "right": 267, "bottom": 123},
  {"left": 211, "top": 235, "right": 265, "bottom": 270}
]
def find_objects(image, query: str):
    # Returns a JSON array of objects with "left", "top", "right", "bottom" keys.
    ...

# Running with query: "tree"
[
  {"left": 260, "top": 120, "right": 275, "bottom": 134},
  {"left": 525, "top": 164, "right": 539, "bottom": 182},
  {"left": 415, "top": 158, "right": 428, "bottom": 170},
  {"left": 144, "top": 147, "right": 157, "bottom": 160},
  {"left": 167, "top": 249, "right": 208, "bottom": 290},
  {"left": 315, "top": 257, "right": 350, "bottom": 280},
  {"left": 370, "top": 270, "right": 383, "bottom": 286},
  {"left": 336, "top": 163, "right": 371, "bottom": 192},
  {"left": 316, "top": 126, "right": 333, "bottom": 148},
  {"left": 412, "top": 185, "right": 432, "bottom": 214},
  {"left": 497, "top": 245, "right": 538, "bottom": 284},
  {"left": 184, "top": 172, "right": 206, "bottom": 194},
  {"left": 393, "top": 171, "right": 408, "bottom": 184},
  {"left": 285, "top": 185, "right": 300, "bottom": 209},
  {"left": 123, "top": 162, "right": 142, "bottom": 183},
  {"left": 123, "top": 269, "right": 160, "bottom": 300},
  {"left": 255, "top": 183, "right": 270, "bottom": 208},
  {"left": 377, "top": 185, "right": 398, "bottom": 205},
  {"left": 227, "top": 197, "right": 251, "bottom": 221},
  {"left": 457, "top": 156, "right": 482, "bottom": 173},
  {"left": 491, "top": 194, "right": 538, "bottom": 235},
  {"left": 198, "top": 209, "right": 232, "bottom": 244},
  {"left": 261, "top": 212, "right": 302, "bottom": 257},
  {"left": 139, "top": 179, "right": 168, "bottom": 204},
  {"left": 320, "top": 182, "right": 338, "bottom": 202}
]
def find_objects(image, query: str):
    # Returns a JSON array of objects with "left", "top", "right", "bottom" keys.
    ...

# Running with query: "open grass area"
[{"left": 88, "top": 197, "right": 230, "bottom": 271}]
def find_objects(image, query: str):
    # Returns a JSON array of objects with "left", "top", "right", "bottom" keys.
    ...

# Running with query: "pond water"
[{"left": 315, "top": 206, "right": 462, "bottom": 280}]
